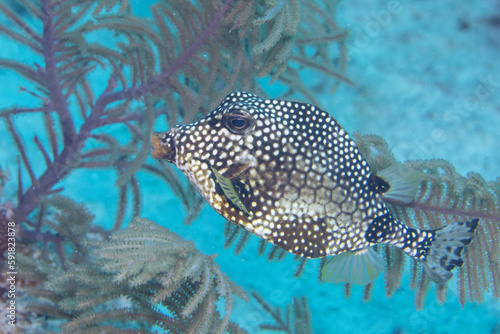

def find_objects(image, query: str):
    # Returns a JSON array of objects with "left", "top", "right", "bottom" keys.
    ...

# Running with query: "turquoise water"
[{"left": 1, "top": 0, "right": 499, "bottom": 333}]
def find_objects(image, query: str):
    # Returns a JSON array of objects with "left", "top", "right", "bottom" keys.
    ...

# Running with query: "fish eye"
[
  {"left": 231, "top": 118, "right": 247, "bottom": 129},
  {"left": 223, "top": 110, "right": 255, "bottom": 134}
]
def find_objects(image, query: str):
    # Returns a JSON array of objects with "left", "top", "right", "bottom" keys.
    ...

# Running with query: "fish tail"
[{"left": 399, "top": 219, "right": 479, "bottom": 284}]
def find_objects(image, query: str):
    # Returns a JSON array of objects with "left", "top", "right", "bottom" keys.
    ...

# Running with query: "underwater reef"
[{"left": 0, "top": 0, "right": 498, "bottom": 333}]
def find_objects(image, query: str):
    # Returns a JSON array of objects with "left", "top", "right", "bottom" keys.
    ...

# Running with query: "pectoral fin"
[
  {"left": 209, "top": 164, "right": 251, "bottom": 216},
  {"left": 223, "top": 160, "right": 252, "bottom": 180}
]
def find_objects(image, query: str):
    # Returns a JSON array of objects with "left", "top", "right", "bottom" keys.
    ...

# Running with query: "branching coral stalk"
[
  {"left": 41, "top": 0, "right": 76, "bottom": 146},
  {"left": 94, "top": 0, "right": 235, "bottom": 110},
  {"left": 3, "top": 0, "right": 351, "bottom": 233},
  {"left": 354, "top": 133, "right": 500, "bottom": 308},
  {"left": 8, "top": 0, "right": 235, "bottom": 225}
]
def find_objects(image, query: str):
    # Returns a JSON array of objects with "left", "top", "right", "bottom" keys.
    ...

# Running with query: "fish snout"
[{"left": 151, "top": 130, "right": 176, "bottom": 163}]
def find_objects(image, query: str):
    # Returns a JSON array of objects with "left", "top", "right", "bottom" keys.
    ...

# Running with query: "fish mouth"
[{"left": 151, "top": 130, "right": 176, "bottom": 163}]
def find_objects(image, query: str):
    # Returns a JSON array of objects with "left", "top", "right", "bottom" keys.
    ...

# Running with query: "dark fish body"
[{"left": 152, "top": 92, "right": 478, "bottom": 284}]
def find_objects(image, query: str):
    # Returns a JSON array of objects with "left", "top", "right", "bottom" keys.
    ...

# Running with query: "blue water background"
[{"left": 1, "top": 0, "right": 499, "bottom": 333}]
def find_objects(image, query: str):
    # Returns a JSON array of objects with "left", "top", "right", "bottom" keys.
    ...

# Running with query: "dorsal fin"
[
  {"left": 368, "top": 173, "right": 391, "bottom": 194},
  {"left": 375, "top": 164, "right": 424, "bottom": 204}
]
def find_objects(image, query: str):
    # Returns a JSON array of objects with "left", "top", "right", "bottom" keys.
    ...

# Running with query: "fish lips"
[{"left": 151, "top": 129, "right": 177, "bottom": 163}]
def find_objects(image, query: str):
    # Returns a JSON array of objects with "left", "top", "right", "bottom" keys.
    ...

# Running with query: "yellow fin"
[
  {"left": 378, "top": 164, "right": 424, "bottom": 204},
  {"left": 321, "top": 247, "right": 384, "bottom": 285},
  {"left": 209, "top": 165, "right": 251, "bottom": 216}
]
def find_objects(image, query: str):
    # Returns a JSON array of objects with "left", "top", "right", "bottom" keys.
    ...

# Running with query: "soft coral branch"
[
  {"left": 6, "top": 116, "right": 37, "bottom": 187},
  {"left": 93, "top": 0, "right": 234, "bottom": 111},
  {"left": 12, "top": 0, "right": 235, "bottom": 225},
  {"left": 41, "top": 0, "right": 76, "bottom": 147}
]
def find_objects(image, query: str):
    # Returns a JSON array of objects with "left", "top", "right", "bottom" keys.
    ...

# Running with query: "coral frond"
[
  {"left": 253, "top": 292, "right": 313, "bottom": 334},
  {"left": 354, "top": 133, "right": 500, "bottom": 308},
  {"left": 19, "top": 206, "right": 248, "bottom": 333}
]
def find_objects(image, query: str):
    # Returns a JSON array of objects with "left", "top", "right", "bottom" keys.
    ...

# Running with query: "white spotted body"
[{"left": 152, "top": 92, "right": 478, "bottom": 284}]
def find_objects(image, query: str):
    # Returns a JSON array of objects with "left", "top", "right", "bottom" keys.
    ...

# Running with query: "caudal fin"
[{"left": 419, "top": 219, "right": 479, "bottom": 284}]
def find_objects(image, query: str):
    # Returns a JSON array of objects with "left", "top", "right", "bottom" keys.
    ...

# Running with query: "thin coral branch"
[
  {"left": 294, "top": 258, "right": 308, "bottom": 277},
  {"left": 92, "top": 0, "right": 234, "bottom": 112},
  {"left": 0, "top": 2, "right": 41, "bottom": 44},
  {"left": 290, "top": 55, "right": 354, "bottom": 85},
  {"left": 96, "top": 112, "right": 144, "bottom": 126},
  {"left": 303, "top": 1, "right": 341, "bottom": 29},
  {"left": 141, "top": 162, "right": 193, "bottom": 211},
  {"left": 13, "top": 133, "right": 84, "bottom": 223},
  {"left": 34, "top": 135, "right": 52, "bottom": 167},
  {"left": 385, "top": 197, "right": 500, "bottom": 223},
  {"left": 81, "top": 149, "right": 111, "bottom": 160},
  {"left": 43, "top": 112, "right": 59, "bottom": 158},
  {"left": 130, "top": 175, "right": 141, "bottom": 218},
  {"left": 79, "top": 161, "right": 111, "bottom": 168},
  {"left": 253, "top": 292, "right": 313, "bottom": 334},
  {"left": 253, "top": 292, "right": 290, "bottom": 334},
  {"left": 35, "top": 202, "right": 45, "bottom": 233},
  {"left": 354, "top": 133, "right": 500, "bottom": 307},
  {"left": 123, "top": 121, "right": 142, "bottom": 138},
  {"left": 6, "top": 116, "right": 37, "bottom": 186},
  {"left": 114, "top": 184, "right": 127, "bottom": 230},
  {"left": 362, "top": 283, "right": 373, "bottom": 302},
  {"left": 47, "top": 187, "right": 64, "bottom": 195},
  {"left": 296, "top": 31, "right": 348, "bottom": 44},
  {"left": 54, "top": 2, "right": 93, "bottom": 36},
  {"left": 41, "top": 0, "right": 76, "bottom": 147},
  {"left": 16, "top": 157, "right": 22, "bottom": 205},
  {"left": 20, "top": 229, "right": 66, "bottom": 268},
  {"left": 0, "top": 106, "right": 51, "bottom": 116}
]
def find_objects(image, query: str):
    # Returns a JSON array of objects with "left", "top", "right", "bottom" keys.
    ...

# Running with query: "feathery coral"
[
  {"left": 253, "top": 292, "right": 313, "bottom": 334},
  {"left": 354, "top": 133, "right": 500, "bottom": 308},
  {"left": 0, "top": 1, "right": 497, "bottom": 333},
  {"left": 18, "top": 200, "right": 248, "bottom": 333}
]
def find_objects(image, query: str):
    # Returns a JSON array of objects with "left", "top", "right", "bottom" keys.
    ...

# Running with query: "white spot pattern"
[{"left": 152, "top": 92, "right": 426, "bottom": 259}]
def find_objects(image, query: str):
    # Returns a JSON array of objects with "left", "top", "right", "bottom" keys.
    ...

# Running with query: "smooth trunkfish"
[{"left": 151, "top": 92, "right": 478, "bottom": 285}]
